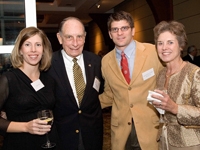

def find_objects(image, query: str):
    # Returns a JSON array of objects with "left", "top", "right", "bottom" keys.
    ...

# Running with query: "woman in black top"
[{"left": 0, "top": 27, "right": 60, "bottom": 150}]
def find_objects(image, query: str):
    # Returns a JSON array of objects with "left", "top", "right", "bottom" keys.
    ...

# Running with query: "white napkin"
[{"left": 147, "top": 91, "right": 165, "bottom": 114}]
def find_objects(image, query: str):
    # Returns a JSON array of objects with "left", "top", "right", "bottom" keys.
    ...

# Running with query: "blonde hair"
[{"left": 11, "top": 26, "right": 52, "bottom": 71}]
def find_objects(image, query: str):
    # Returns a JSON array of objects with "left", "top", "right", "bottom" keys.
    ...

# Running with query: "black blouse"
[{"left": 0, "top": 68, "right": 60, "bottom": 150}]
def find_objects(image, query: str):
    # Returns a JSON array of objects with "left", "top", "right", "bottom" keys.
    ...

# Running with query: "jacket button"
[
  {"left": 128, "top": 122, "right": 131, "bottom": 125},
  {"left": 130, "top": 104, "right": 133, "bottom": 108},
  {"left": 78, "top": 110, "right": 82, "bottom": 114},
  {"left": 128, "top": 87, "right": 132, "bottom": 90},
  {"left": 75, "top": 130, "right": 79, "bottom": 133}
]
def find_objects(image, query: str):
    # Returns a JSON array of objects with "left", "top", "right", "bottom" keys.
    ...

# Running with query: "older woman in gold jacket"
[{"left": 152, "top": 20, "right": 200, "bottom": 150}]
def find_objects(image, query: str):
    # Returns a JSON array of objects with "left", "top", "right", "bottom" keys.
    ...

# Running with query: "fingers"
[
  {"left": 152, "top": 101, "right": 163, "bottom": 108},
  {"left": 35, "top": 118, "right": 48, "bottom": 125},
  {"left": 27, "top": 119, "right": 51, "bottom": 135},
  {"left": 36, "top": 127, "right": 51, "bottom": 135}
]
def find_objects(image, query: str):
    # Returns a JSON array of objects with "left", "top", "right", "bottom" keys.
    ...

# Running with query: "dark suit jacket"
[
  {"left": 47, "top": 50, "right": 103, "bottom": 150},
  {"left": 194, "top": 55, "right": 200, "bottom": 67},
  {"left": 182, "top": 54, "right": 194, "bottom": 63}
]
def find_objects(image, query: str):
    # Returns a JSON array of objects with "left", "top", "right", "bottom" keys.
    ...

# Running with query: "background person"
[
  {"left": 0, "top": 27, "right": 60, "bottom": 150},
  {"left": 182, "top": 45, "right": 198, "bottom": 64},
  {"left": 99, "top": 11, "right": 163, "bottom": 150},
  {"left": 152, "top": 20, "right": 200, "bottom": 150},
  {"left": 47, "top": 17, "right": 104, "bottom": 150}
]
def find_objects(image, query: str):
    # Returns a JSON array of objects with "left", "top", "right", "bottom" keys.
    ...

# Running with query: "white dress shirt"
[{"left": 61, "top": 50, "right": 86, "bottom": 107}]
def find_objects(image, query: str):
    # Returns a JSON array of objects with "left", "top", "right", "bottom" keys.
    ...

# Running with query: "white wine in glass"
[{"left": 37, "top": 110, "right": 56, "bottom": 149}]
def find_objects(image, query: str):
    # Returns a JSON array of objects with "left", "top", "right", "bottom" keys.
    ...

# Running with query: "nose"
[
  {"left": 162, "top": 43, "right": 167, "bottom": 50},
  {"left": 31, "top": 45, "right": 36, "bottom": 52},
  {"left": 117, "top": 29, "right": 123, "bottom": 35},
  {"left": 72, "top": 38, "right": 78, "bottom": 46}
]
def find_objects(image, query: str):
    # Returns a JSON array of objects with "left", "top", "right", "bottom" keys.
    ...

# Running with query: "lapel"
[
  {"left": 108, "top": 41, "right": 148, "bottom": 86},
  {"left": 81, "top": 51, "right": 94, "bottom": 105},
  {"left": 130, "top": 41, "right": 147, "bottom": 85},
  {"left": 52, "top": 51, "right": 77, "bottom": 105},
  {"left": 108, "top": 50, "right": 125, "bottom": 83}
]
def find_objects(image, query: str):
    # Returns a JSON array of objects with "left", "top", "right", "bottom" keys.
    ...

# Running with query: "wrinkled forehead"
[{"left": 61, "top": 19, "right": 85, "bottom": 35}]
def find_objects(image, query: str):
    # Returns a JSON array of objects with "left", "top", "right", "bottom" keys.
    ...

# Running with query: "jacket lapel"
[
  {"left": 81, "top": 51, "right": 94, "bottom": 105},
  {"left": 108, "top": 41, "right": 148, "bottom": 85},
  {"left": 52, "top": 51, "right": 77, "bottom": 105},
  {"left": 130, "top": 41, "right": 147, "bottom": 84},
  {"left": 108, "top": 50, "right": 126, "bottom": 83}
]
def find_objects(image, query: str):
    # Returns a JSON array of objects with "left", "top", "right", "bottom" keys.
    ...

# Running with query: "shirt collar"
[
  {"left": 61, "top": 49, "right": 82, "bottom": 62},
  {"left": 116, "top": 40, "right": 135, "bottom": 58}
]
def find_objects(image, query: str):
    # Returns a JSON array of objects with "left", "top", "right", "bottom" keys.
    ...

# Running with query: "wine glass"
[
  {"left": 159, "top": 112, "right": 165, "bottom": 123},
  {"left": 37, "top": 110, "right": 56, "bottom": 149},
  {"left": 157, "top": 88, "right": 167, "bottom": 123}
]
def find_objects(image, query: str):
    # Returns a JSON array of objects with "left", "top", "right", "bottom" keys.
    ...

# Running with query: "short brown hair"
[
  {"left": 153, "top": 20, "right": 187, "bottom": 50},
  {"left": 11, "top": 26, "right": 52, "bottom": 71},
  {"left": 107, "top": 11, "right": 134, "bottom": 31}
]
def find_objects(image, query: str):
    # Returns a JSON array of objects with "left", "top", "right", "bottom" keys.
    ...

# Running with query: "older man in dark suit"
[
  {"left": 182, "top": 45, "right": 198, "bottom": 64},
  {"left": 48, "top": 17, "right": 103, "bottom": 150}
]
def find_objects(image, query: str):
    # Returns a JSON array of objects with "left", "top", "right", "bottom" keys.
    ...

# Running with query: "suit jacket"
[
  {"left": 194, "top": 55, "right": 200, "bottom": 67},
  {"left": 47, "top": 50, "right": 103, "bottom": 150},
  {"left": 99, "top": 41, "right": 163, "bottom": 150},
  {"left": 182, "top": 54, "right": 194, "bottom": 63}
]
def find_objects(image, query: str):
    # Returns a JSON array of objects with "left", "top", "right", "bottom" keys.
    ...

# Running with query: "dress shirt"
[
  {"left": 189, "top": 54, "right": 194, "bottom": 60},
  {"left": 61, "top": 50, "right": 86, "bottom": 107},
  {"left": 116, "top": 40, "right": 136, "bottom": 79}
]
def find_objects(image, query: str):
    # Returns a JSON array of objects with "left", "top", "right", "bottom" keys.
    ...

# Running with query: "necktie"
[
  {"left": 121, "top": 52, "right": 130, "bottom": 84},
  {"left": 73, "top": 58, "right": 85, "bottom": 106}
]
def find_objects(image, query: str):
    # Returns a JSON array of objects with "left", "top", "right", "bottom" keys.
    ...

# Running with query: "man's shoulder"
[
  {"left": 52, "top": 50, "right": 61, "bottom": 57},
  {"left": 83, "top": 50, "right": 101, "bottom": 60},
  {"left": 101, "top": 50, "right": 114, "bottom": 62},
  {"left": 183, "top": 54, "right": 189, "bottom": 59},
  {"left": 135, "top": 40, "right": 154, "bottom": 47},
  {"left": 135, "top": 41, "right": 156, "bottom": 53}
]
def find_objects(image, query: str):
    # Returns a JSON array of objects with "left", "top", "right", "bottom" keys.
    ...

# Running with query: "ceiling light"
[{"left": 96, "top": 3, "right": 100, "bottom": 8}]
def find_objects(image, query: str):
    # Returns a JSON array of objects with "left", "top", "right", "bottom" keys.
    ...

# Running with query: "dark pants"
[{"left": 125, "top": 119, "right": 141, "bottom": 150}]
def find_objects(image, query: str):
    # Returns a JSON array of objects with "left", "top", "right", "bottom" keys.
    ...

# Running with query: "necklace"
[{"left": 165, "top": 61, "right": 184, "bottom": 78}]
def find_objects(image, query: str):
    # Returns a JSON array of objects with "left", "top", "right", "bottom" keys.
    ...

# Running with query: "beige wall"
[
  {"left": 88, "top": 0, "right": 200, "bottom": 56},
  {"left": 115, "top": 0, "right": 155, "bottom": 43},
  {"left": 173, "top": 0, "right": 200, "bottom": 56},
  {"left": 88, "top": 22, "right": 109, "bottom": 55}
]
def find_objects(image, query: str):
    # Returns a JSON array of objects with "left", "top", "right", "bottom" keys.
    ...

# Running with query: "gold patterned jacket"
[{"left": 157, "top": 62, "right": 200, "bottom": 147}]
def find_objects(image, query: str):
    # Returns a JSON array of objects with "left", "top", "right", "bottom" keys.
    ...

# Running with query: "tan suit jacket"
[{"left": 99, "top": 40, "right": 163, "bottom": 150}]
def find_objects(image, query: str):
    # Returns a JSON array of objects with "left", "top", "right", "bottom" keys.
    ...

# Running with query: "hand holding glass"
[
  {"left": 155, "top": 89, "right": 167, "bottom": 123},
  {"left": 37, "top": 110, "right": 56, "bottom": 149},
  {"left": 147, "top": 90, "right": 166, "bottom": 123}
]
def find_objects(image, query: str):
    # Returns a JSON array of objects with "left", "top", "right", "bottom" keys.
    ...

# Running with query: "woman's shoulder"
[
  {"left": 183, "top": 62, "right": 200, "bottom": 81},
  {"left": 184, "top": 62, "right": 200, "bottom": 73},
  {"left": 1, "top": 68, "right": 17, "bottom": 80}
]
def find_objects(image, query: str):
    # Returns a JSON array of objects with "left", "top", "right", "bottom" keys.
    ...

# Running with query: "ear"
[
  {"left": 131, "top": 28, "right": 135, "bottom": 36},
  {"left": 56, "top": 33, "right": 63, "bottom": 44},
  {"left": 108, "top": 31, "right": 112, "bottom": 39}
]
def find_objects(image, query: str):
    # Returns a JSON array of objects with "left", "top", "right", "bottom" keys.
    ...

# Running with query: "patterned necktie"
[
  {"left": 73, "top": 58, "right": 85, "bottom": 106},
  {"left": 121, "top": 52, "right": 130, "bottom": 84}
]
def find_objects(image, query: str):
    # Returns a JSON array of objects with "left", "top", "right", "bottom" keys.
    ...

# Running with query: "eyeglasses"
[{"left": 110, "top": 26, "right": 130, "bottom": 33}]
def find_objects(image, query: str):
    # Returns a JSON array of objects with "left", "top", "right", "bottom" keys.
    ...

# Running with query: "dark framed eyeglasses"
[{"left": 110, "top": 26, "right": 130, "bottom": 33}]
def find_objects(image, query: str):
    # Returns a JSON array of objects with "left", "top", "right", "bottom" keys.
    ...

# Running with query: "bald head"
[{"left": 58, "top": 17, "right": 85, "bottom": 34}]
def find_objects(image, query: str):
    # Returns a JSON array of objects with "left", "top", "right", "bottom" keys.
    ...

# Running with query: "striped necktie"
[{"left": 73, "top": 58, "right": 86, "bottom": 106}]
